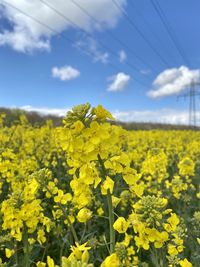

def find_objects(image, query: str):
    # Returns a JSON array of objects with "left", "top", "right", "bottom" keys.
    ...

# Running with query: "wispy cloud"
[
  {"left": 0, "top": 0, "right": 127, "bottom": 53},
  {"left": 140, "top": 69, "right": 151, "bottom": 75},
  {"left": 52, "top": 65, "right": 80, "bottom": 81},
  {"left": 75, "top": 36, "right": 109, "bottom": 64},
  {"left": 148, "top": 66, "right": 200, "bottom": 98},
  {"left": 119, "top": 49, "right": 127, "bottom": 63},
  {"left": 107, "top": 72, "right": 130, "bottom": 92}
]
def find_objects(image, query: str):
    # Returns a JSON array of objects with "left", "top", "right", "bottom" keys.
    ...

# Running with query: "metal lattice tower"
[{"left": 178, "top": 81, "right": 200, "bottom": 127}]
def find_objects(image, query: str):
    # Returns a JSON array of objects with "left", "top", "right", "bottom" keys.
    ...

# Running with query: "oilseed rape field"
[{"left": 0, "top": 103, "right": 200, "bottom": 267}]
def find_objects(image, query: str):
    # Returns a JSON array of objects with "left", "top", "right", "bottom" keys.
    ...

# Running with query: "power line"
[
  {"left": 0, "top": 0, "right": 148, "bottom": 88},
  {"left": 111, "top": 0, "right": 170, "bottom": 68},
  {"left": 150, "top": 0, "right": 190, "bottom": 67},
  {"left": 69, "top": 0, "right": 155, "bottom": 71},
  {"left": 39, "top": 0, "right": 141, "bottom": 74},
  {"left": 151, "top": 0, "right": 194, "bottom": 126},
  {"left": 36, "top": 0, "right": 150, "bottom": 86},
  {"left": 128, "top": 0, "right": 179, "bottom": 66},
  {"left": 39, "top": 0, "right": 156, "bottom": 85},
  {"left": 0, "top": 0, "right": 114, "bottom": 72}
]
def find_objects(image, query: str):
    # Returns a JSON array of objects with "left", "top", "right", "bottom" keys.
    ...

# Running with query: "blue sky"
[{"left": 1, "top": 0, "right": 200, "bottom": 123}]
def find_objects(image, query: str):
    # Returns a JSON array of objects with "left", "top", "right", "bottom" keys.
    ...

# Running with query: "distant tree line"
[
  {"left": 113, "top": 121, "right": 200, "bottom": 131},
  {"left": 0, "top": 107, "right": 199, "bottom": 130},
  {"left": 0, "top": 107, "right": 63, "bottom": 127}
]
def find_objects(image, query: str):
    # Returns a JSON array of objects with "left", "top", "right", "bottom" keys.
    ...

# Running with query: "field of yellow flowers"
[{"left": 0, "top": 103, "right": 200, "bottom": 267}]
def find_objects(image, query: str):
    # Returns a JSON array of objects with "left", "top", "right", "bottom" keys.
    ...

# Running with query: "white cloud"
[
  {"left": 52, "top": 65, "right": 80, "bottom": 81},
  {"left": 107, "top": 72, "right": 130, "bottom": 92},
  {"left": 75, "top": 36, "right": 109, "bottom": 63},
  {"left": 119, "top": 49, "right": 127, "bottom": 63},
  {"left": 21, "top": 105, "right": 69, "bottom": 117},
  {"left": 0, "top": 29, "right": 51, "bottom": 52},
  {"left": 0, "top": 0, "right": 126, "bottom": 53},
  {"left": 148, "top": 66, "right": 200, "bottom": 98},
  {"left": 20, "top": 105, "right": 196, "bottom": 125},
  {"left": 113, "top": 109, "right": 196, "bottom": 125}
]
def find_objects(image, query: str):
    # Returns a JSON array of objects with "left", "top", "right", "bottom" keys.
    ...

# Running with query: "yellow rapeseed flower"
[
  {"left": 77, "top": 208, "right": 92, "bottom": 223},
  {"left": 179, "top": 258, "right": 192, "bottom": 267},
  {"left": 113, "top": 217, "right": 129, "bottom": 233},
  {"left": 100, "top": 253, "right": 120, "bottom": 267},
  {"left": 101, "top": 176, "right": 114, "bottom": 195},
  {"left": 5, "top": 248, "right": 15, "bottom": 258}
]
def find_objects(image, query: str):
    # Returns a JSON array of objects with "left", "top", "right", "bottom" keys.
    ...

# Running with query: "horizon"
[{"left": 0, "top": 104, "right": 198, "bottom": 126}]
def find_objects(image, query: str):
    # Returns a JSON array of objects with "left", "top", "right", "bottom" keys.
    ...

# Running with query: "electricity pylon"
[{"left": 178, "top": 80, "right": 200, "bottom": 127}]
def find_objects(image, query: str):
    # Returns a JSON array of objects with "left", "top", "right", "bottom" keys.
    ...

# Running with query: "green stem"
[
  {"left": 23, "top": 226, "right": 29, "bottom": 267},
  {"left": 65, "top": 216, "right": 79, "bottom": 243},
  {"left": 150, "top": 247, "right": 160, "bottom": 267},
  {"left": 41, "top": 235, "right": 49, "bottom": 262},
  {"left": 98, "top": 154, "right": 115, "bottom": 254},
  {"left": 14, "top": 240, "right": 19, "bottom": 267},
  {"left": 80, "top": 223, "right": 87, "bottom": 243},
  {"left": 93, "top": 215, "right": 109, "bottom": 220},
  {"left": 59, "top": 240, "right": 65, "bottom": 264},
  {"left": 107, "top": 190, "right": 115, "bottom": 254},
  {"left": 103, "top": 235, "right": 110, "bottom": 254}
]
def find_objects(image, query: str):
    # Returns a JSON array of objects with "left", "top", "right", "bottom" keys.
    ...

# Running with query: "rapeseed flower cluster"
[{"left": 0, "top": 103, "right": 198, "bottom": 266}]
